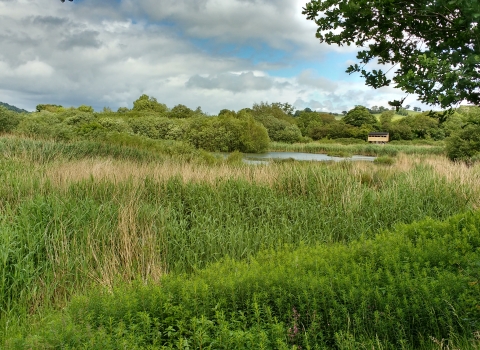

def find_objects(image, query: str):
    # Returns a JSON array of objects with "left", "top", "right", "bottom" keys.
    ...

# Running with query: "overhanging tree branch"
[{"left": 303, "top": 0, "right": 480, "bottom": 108}]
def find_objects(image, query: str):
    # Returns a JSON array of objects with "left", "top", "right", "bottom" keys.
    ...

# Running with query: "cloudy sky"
[{"left": 0, "top": 0, "right": 427, "bottom": 114}]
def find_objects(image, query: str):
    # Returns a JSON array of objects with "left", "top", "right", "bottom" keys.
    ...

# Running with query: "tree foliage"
[
  {"left": 446, "top": 106, "right": 480, "bottom": 162},
  {"left": 132, "top": 94, "right": 168, "bottom": 114},
  {"left": 0, "top": 106, "right": 23, "bottom": 133},
  {"left": 303, "top": 0, "right": 480, "bottom": 108},
  {"left": 343, "top": 106, "right": 377, "bottom": 127}
]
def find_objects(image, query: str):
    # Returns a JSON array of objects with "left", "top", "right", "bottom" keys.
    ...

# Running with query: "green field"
[{"left": 1, "top": 135, "right": 480, "bottom": 349}]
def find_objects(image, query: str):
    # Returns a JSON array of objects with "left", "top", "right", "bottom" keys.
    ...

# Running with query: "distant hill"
[{"left": 0, "top": 102, "right": 29, "bottom": 113}]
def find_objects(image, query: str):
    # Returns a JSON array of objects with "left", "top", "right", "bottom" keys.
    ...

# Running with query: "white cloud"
[
  {"left": 14, "top": 60, "right": 55, "bottom": 77},
  {"left": 186, "top": 72, "right": 275, "bottom": 92},
  {"left": 0, "top": 0, "right": 432, "bottom": 114},
  {"left": 296, "top": 69, "right": 338, "bottom": 92}
]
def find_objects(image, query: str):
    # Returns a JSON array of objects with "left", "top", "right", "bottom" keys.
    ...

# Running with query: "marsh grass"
[
  {"left": 10, "top": 210, "right": 480, "bottom": 349},
  {"left": 0, "top": 135, "right": 196, "bottom": 164},
  {"left": 270, "top": 141, "right": 445, "bottom": 156},
  {"left": 1, "top": 136, "right": 480, "bottom": 347},
  {"left": 374, "top": 156, "right": 396, "bottom": 165}
]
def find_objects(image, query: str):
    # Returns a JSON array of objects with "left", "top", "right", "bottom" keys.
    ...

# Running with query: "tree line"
[{"left": 1, "top": 95, "right": 479, "bottom": 162}]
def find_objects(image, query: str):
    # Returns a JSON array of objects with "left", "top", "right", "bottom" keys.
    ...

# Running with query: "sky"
[{"left": 0, "top": 0, "right": 430, "bottom": 114}]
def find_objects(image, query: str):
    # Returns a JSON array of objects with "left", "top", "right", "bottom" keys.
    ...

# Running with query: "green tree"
[
  {"left": 239, "top": 116, "right": 270, "bottom": 153},
  {"left": 446, "top": 125, "right": 480, "bottom": 162},
  {"left": 397, "top": 107, "right": 409, "bottom": 116},
  {"left": 168, "top": 104, "right": 195, "bottom": 119},
  {"left": 271, "top": 102, "right": 295, "bottom": 116},
  {"left": 117, "top": 107, "right": 129, "bottom": 113},
  {"left": 303, "top": 0, "right": 480, "bottom": 108},
  {"left": 446, "top": 106, "right": 480, "bottom": 162},
  {"left": 384, "top": 122, "right": 413, "bottom": 141},
  {"left": 342, "top": 106, "right": 377, "bottom": 127},
  {"left": 254, "top": 114, "right": 301, "bottom": 143},
  {"left": 36, "top": 104, "right": 64, "bottom": 113},
  {"left": 77, "top": 105, "right": 94, "bottom": 113},
  {"left": 379, "top": 110, "right": 395, "bottom": 125},
  {"left": 251, "top": 102, "right": 291, "bottom": 121},
  {"left": 132, "top": 94, "right": 168, "bottom": 114},
  {"left": 378, "top": 106, "right": 388, "bottom": 113},
  {"left": 296, "top": 111, "right": 335, "bottom": 136},
  {"left": 400, "top": 114, "right": 439, "bottom": 139}
]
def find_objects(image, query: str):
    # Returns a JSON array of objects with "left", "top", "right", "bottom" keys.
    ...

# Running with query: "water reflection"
[{"left": 242, "top": 152, "right": 376, "bottom": 164}]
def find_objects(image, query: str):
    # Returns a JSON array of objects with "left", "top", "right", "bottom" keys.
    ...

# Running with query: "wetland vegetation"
[{"left": 0, "top": 101, "right": 480, "bottom": 348}]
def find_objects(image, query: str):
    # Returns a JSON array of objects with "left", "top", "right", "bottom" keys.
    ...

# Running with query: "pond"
[{"left": 242, "top": 152, "right": 376, "bottom": 164}]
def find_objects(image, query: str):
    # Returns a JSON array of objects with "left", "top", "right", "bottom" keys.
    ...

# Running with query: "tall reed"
[{"left": 10, "top": 210, "right": 480, "bottom": 349}]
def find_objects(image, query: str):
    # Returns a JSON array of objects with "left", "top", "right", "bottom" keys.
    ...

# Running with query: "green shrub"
[
  {"left": 225, "top": 150, "right": 244, "bottom": 165},
  {"left": 126, "top": 116, "right": 161, "bottom": 139},
  {"left": 168, "top": 104, "right": 195, "bottom": 119},
  {"left": 446, "top": 125, "right": 480, "bottom": 163},
  {"left": 14, "top": 111, "right": 68, "bottom": 140},
  {"left": 0, "top": 106, "right": 23, "bottom": 133},
  {"left": 77, "top": 105, "right": 94, "bottom": 113},
  {"left": 63, "top": 110, "right": 97, "bottom": 126},
  {"left": 238, "top": 116, "right": 270, "bottom": 153},
  {"left": 98, "top": 117, "right": 133, "bottom": 133}
]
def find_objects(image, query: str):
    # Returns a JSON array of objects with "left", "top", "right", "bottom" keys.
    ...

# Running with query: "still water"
[{"left": 242, "top": 152, "right": 376, "bottom": 164}]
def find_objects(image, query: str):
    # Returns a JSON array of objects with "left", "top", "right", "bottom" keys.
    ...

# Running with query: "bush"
[
  {"left": 77, "top": 105, "right": 94, "bottom": 113},
  {"left": 0, "top": 106, "right": 22, "bottom": 133},
  {"left": 183, "top": 115, "right": 269, "bottom": 153},
  {"left": 126, "top": 116, "right": 160, "bottom": 139},
  {"left": 238, "top": 116, "right": 270, "bottom": 153},
  {"left": 63, "top": 110, "right": 97, "bottom": 126},
  {"left": 14, "top": 111, "right": 67, "bottom": 139},
  {"left": 97, "top": 117, "right": 133, "bottom": 133},
  {"left": 225, "top": 150, "right": 244, "bottom": 165},
  {"left": 446, "top": 131, "right": 480, "bottom": 163},
  {"left": 446, "top": 107, "right": 480, "bottom": 163}
]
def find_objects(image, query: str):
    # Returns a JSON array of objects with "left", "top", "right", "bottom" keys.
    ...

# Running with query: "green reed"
[
  {"left": 270, "top": 141, "right": 445, "bottom": 156},
  {"left": 9, "top": 210, "right": 480, "bottom": 349}
]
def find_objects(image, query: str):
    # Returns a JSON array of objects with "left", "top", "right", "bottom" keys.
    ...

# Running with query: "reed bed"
[
  {"left": 9, "top": 210, "right": 480, "bottom": 349},
  {"left": 270, "top": 141, "right": 445, "bottom": 156}
]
